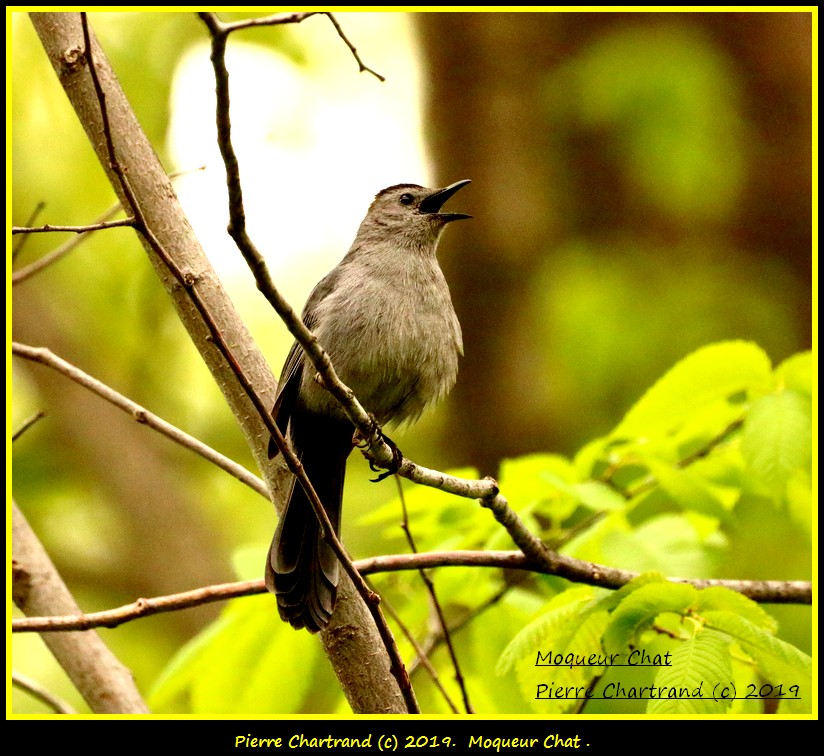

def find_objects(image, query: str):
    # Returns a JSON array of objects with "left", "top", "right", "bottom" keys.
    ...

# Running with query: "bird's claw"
[
  {"left": 352, "top": 415, "right": 403, "bottom": 481},
  {"left": 368, "top": 433, "right": 403, "bottom": 482}
]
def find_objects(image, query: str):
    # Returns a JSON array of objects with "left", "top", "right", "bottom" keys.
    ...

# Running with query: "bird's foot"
[{"left": 353, "top": 415, "right": 403, "bottom": 482}]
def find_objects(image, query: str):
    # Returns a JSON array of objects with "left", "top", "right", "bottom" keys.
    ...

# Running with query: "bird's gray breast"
[{"left": 303, "top": 253, "right": 462, "bottom": 425}]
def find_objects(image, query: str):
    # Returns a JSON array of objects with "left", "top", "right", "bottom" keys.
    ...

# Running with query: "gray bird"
[{"left": 266, "top": 179, "right": 471, "bottom": 632}]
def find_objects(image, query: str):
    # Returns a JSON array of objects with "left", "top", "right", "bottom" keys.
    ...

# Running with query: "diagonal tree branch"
[
  {"left": 12, "top": 500, "right": 148, "bottom": 713},
  {"left": 28, "top": 10, "right": 407, "bottom": 716},
  {"left": 12, "top": 341, "right": 269, "bottom": 497}
]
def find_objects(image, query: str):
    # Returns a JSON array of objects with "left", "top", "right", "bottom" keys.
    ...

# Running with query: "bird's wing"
[{"left": 269, "top": 268, "right": 343, "bottom": 455}]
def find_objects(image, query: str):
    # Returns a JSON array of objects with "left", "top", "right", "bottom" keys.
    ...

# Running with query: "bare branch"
[
  {"left": 198, "top": 11, "right": 385, "bottom": 81},
  {"left": 12, "top": 501, "right": 148, "bottom": 712},
  {"left": 358, "top": 550, "right": 814, "bottom": 605},
  {"left": 14, "top": 578, "right": 262, "bottom": 633},
  {"left": 395, "top": 476, "right": 473, "bottom": 713},
  {"left": 12, "top": 341, "right": 269, "bottom": 498},
  {"left": 12, "top": 205, "right": 125, "bottom": 284},
  {"left": 12, "top": 410, "right": 47, "bottom": 442},
  {"left": 200, "top": 11, "right": 415, "bottom": 713},
  {"left": 11, "top": 218, "right": 135, "bottom": 235},
  {"left": 11, "top": 671, "right": 77, "bottom": 715},
  {"left": 322, "top": 12, "right": 386, "bottom": 81},
  {"left": 12, "top": 549, "right": 811, "bottom": 635},
  {"left": 12, "top": 168, "right": 202, "bottom": 285},
  {"left": 12, "top": 201, "right": 46, "bottom": 260}
]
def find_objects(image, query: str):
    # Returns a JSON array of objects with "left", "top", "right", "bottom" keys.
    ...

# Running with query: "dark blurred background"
[{"left": 416, "top": 11, "right": 811, "bottom": 473}]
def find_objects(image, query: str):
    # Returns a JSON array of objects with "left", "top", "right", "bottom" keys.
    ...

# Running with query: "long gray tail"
[{"left": 266, "top": 419, "right": 351, "bottom": 633}]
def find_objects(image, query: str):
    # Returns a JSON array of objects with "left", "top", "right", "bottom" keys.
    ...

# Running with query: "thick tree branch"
[
  {"left": 28, "top": 10, "right": 406, "bottom": 716},
  {"left": 12, "top": 501, "right": 148, "bottom": 713}
]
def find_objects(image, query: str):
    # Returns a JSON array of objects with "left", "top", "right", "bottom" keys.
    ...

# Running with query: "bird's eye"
[{"left": 399, "top": 193, "right": 414, "bottom": 205}]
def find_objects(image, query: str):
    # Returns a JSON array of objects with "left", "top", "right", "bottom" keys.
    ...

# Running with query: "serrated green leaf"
[
  {"left": 613, "top": 341, "right": 772, "bottom": 438},
  {"left": 586, "top": 572, "right": 668, "bottom": 615},
  {"left": 603, "top": 582, "right": 698, "bottom": 655},
  {"left": 693, "top": 586, "right": 777, "bottom": 633},
  {"left": 741, "top": 389, "right": 812, "bottom": 498},
  {"left": 703, "top": 610, "right": 812, "bottom": 713},
  {"left": 648, "top": 630, "right": 731, "bottom": 714},
  {"left": 497, "top": 587, "right": 596, "bottom": 675},
  {"left": 521, "top": 611, "right": 610, "bottom": 714}
]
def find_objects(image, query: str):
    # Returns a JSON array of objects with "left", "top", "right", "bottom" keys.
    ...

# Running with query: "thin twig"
[
  {"left": 13, "top": 206, "right": 125, "bottom": 284},
  {"left": 609, "top": 417, "right": 746, "bottom": 501},
  {"left": 14, "top": 579, "right": 262, "bottom": 632},
  {"left": 395, "top": 476, "right": 473, "bottom": 713},
  {"left": 12, "top": 410, "right": 47, "bottom": 442},
  {"left": 210, "top": 11, "right": 320, "bottom": 32},
  {"left": 364, "top": 580, "right": 458, "bottom": 714},
  {"left": 409, "top": 580, "right": 517, "bottom": 677},
  {"left": 12, "top": 342, "right": 268, "bottom": 498},
  {"left": 12, "top": 201, "right": 46, "bottom": 260},
  {"left": 12, "top": 168, "right": 202, "bottom": 285},
  {"left": 11, "top": 218, "right": 136, "bottom": 235},
  {"left": 322, "top": 12, "right": 386, "bottom": 81},
  {"left": 201, "top": 11, "right": 385, "bottom": 81},
  {"left": 11, "top": 670, "right": 77, "bottom": 714}
]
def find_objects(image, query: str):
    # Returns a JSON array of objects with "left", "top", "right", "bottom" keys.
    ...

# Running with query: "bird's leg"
[{"left": 353, "top": 414, "right": 403, "bottom": 482}]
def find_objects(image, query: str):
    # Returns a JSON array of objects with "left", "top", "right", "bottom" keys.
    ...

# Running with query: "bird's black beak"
[{"left": 419, "top": 179, "right": 472, "bottom": 221}]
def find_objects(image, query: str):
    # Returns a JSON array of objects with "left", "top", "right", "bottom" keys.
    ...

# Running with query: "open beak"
[{"left": 419, "top": 179, "right": 472, "bottom": 221}]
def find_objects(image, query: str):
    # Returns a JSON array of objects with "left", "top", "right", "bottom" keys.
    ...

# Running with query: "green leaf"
[
  {"left": 775, "top": 350, "right": 812, "bottom": 398},
  {"left": 648, "top": 630, "right": 732, "bottom": 714},
  {"left": 613, "top": 341, "right": 772, "bottom": 438},
  {"left": 645, "top": 460, "right": 732, "bottom": 520},
  {"left": 703, "top": 610, "right": 813, "bottom": 713},
  {"left": 693, "top": 586, "right": 777, "bottom": 633},
  {"left": 603, "top": 582, "right": 698, "bottom": 655},
  {"left": 149, "top": 595, "right": 322, "bottom": 714},
  {"left": 497, "top": 587, "right": 596, "bottom": 675},
  {"left": 586, "top": 572, "right": 668, "bottom": 615},
  {"left": 522, "top": 611, "right": 610, "bottom": 714},
  {"left": 601, "top": 515, "right": 723, "bottom": 578},
  {"left": 740, "top": 389, "right": 812, "bottom": 498}
]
